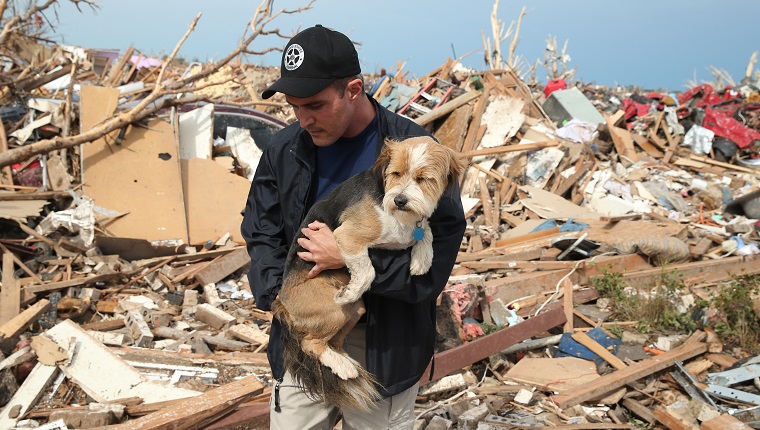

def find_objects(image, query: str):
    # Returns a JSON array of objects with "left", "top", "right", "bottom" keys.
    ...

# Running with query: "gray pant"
[{"left": 269, "top": 324, "right": 419, "bottom": 430}]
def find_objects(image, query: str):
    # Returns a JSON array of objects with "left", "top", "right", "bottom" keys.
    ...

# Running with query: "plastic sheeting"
[{"left": 681, "top": 124, "right": 715, "bottom": 155}]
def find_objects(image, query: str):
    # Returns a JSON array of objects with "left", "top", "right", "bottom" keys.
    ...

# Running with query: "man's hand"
[{"left": 297, "top": 221, "right": 345, "bottom": 278}]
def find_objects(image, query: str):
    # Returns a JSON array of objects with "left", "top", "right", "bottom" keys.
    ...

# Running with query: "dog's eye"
[
  {"left": 388, "top": 171, "right": 402, "bottom": 177},
  {"left": 416, "top": 176, "right": 431, "bottom": 183}
]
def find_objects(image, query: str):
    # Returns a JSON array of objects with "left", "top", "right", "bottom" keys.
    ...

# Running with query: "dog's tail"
[{"left": 272, "top": 300, "right": 380, "bottom": 411}]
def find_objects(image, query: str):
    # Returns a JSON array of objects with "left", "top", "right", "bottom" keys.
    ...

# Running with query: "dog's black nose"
[{"left": 394, "top": 194, "right": 408, "bottom": 208}]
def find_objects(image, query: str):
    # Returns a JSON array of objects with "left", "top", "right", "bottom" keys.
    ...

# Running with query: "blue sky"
[{"left": 51, "top": 0, "right": 758, "bottom": 91}]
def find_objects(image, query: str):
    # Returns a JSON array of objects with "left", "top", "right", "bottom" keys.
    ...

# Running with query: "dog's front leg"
[
  {"left": 332, "top": 222, "right": 378, "bottom": 305},
  {"left": 335, "top": 250, "right": 374, "bottom": 304},
  {"left": 409, "top": 221, "right": 434, "bottom": 275}
]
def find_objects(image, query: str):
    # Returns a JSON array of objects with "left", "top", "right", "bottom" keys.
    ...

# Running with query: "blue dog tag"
[{"left": 413, "top": 226, "right": 425, "bottom": 241}]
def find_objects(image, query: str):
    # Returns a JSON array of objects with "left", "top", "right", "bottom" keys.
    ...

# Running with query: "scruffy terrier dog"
[{"left": 272, "top": 136, "right": 464, "bottom": 411}]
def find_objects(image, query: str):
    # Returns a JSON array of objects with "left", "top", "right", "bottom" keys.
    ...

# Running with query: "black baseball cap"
[{"left": 261, "top": 25, "right": 361, "bottom": 99}]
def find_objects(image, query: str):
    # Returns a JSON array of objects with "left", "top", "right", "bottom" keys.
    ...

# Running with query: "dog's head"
[{"left": 373, "top": 136, "right": 465, "bottom": 223}]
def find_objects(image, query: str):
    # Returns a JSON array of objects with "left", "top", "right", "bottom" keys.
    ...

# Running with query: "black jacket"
[{"left": 241, "top": 95, "right": 465, "bottom": 397}]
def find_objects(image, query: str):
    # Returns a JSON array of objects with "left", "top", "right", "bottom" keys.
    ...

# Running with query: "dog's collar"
[{"left": 413, "top": 218, "right": 425, "bottom": 241}]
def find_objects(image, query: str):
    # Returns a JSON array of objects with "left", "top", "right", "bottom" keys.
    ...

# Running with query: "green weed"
[
  {"left": 590, "top": 269, "right": 696, "bottom": 333},
  {"left": 710, "top": 274, "right": 760, "bottom": 354}
]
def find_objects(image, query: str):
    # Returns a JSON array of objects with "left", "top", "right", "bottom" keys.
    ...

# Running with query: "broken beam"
[
  {"left": 419, "top": 306, "right": 566, "bottom": 384},
  {"left": 108, "top": 375, "right": 264, "bottom": 430},
  {"left": 551, "top": 334, "right": 707, "bottom": 409}
]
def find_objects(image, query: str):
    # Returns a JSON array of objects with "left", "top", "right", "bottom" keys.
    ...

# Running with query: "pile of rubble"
[{"left": 1, "top": 11, "right": 760, "bottom": 430}]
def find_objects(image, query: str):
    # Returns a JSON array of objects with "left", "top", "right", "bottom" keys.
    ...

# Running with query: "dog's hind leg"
[
  {"left": 329, "top": 299, "right": 366, "bottom": 353},
  {"left": 301, "top": 336, "right": 360, "bottom": 380}
]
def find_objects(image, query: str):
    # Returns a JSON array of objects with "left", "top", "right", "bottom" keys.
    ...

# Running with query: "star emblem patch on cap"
[{"left": 284, "top": 44, "right": 304, "bottom": 71}]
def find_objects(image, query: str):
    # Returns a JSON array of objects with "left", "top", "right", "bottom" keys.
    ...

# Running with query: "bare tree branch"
[
  {"left": 0, "top": 0, "right": 315, "bottom": 168},
  {"left": 0, "top": 0, "right": 57, "bottom": 45}
]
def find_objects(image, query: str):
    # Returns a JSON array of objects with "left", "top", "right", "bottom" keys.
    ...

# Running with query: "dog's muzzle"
[{"left": 393, "top": 194, "right": 409, "bottom": 210}]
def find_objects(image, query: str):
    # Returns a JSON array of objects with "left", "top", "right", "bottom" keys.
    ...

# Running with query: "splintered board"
[
  {"left": 80, "top": 85, "right": 188, "bottom": 243},
  {"left": 505, "top": 357, "right": 599, "bottom": 393}
]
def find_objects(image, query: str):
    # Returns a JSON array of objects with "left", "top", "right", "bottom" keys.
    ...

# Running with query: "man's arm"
[{"left": 241, "top": 151, "right": 288, "bottom": 311}]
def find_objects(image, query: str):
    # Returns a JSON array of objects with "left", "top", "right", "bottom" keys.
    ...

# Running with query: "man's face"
[{"left": 285, "top": 83, "right": 356, "bottom": 147}]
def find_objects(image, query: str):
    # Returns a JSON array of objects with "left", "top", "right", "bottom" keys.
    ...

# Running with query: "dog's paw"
[
  {"left": 410, "top": 244, "right": 433, "bottom": 275},
  {"left": 334, "top": 282, "right": 364, "bottom": 304},
  {"left": 409, "top": 258, "right": 431, "bottom": 276},
  {"left": 334, "top": 288, "right": 360, "bottom": 305},
  {"left": 320, "top": 349, "right": 359, "bottom": 380}
]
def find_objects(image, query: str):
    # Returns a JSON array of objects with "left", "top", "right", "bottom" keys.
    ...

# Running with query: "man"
[{"left": 241, "top": 25, "right": 465, "bottom": 429}]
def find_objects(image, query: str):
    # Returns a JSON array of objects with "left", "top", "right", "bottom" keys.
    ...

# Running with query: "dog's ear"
[
  {"left": 372, "top": 139, "right": 395, "bottom": 178},
  {"left": 443, "top": 145, "right": 467, "bottom": 190}
]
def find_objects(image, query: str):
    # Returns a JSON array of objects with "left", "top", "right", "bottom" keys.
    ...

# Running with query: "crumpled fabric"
[
  {"left": 663, "top": 106, "right": 685, "bottom": 136},
  {"left": 641, "top": 181, "right": 690, "bottom": 213},
  {"left": 612, "top": 237, "right": 690, "bottom": 265},
  {"left": 556, "top": 118, "right": 598, "bottom": 143}
]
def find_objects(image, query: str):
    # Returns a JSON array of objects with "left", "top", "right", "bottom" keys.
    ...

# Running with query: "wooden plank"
[
  {"left": 0, "top": 243, "right": 42, "bottom": 284},
  {"left": 570, "top": 331, "right": 627, "bottom": 370},
  {"left": 506, "top": 357, "right": 599, "bottom": 393},
  {"left": 0, "top": 299, "right": 50, "bottom": 341},
  {"left": 433, "top": 102, "right": 472, "bottom": 152},
  {"left": 648, "top": 132, "right": 669, "bottom": 151},
  {"left": 13, "top": 219, "right": 57, "bottom": 247},
  {"left": 493, "top": 226, "right": 560, "bottom": 248},
  {"left": 0, "top": 251, "right": 19, "bottom": 325},
  {"left": 106, "top": 46, "right": 135, "bottom": 86},
  {"left": 599, "top": 214, "right": 642, "bottom": 222},
  {"left": 700, "top": 414, "right": 753, "bottom": 430},
  {"left": 16, "top": 63, "right": 74, "bottom": 92},
  {"left": 83, "top": 117, "right": 188, "bottom": 243},
  {"left": 45, "top": 319, "right": 200, "bottom": 404},
  {"left": 81, "top": 319, "right": 126, "bottom": 332},
  {"left": 182, "top": 157, "right": 251, "bottom": 245},
  {"left": 631, "top": 132, "right": 663, "bottom": 158},
  {"left": 651, "top": 111, "right": 664, "bottom": 136},
  {"left": 605, "top": 114, "right": 638, "bottom": 161},
  {"left": 689, "top": 237, "right": 714, "bottom": 259},
  {"left": 108, "top": 375, "right": 264, "bottom": 430},
  {"left": 622, "top": 399, "right": 655, "bottom": 424},
  {"left": 414, "top": 90, "right": 480, "bottom": 127},
  {"left": 205, "top": 402, "right": 270, "bottom": 430},
  {"left": 563, "top": 278, "right": 574, "bottom": 333},
  {"left": 553, "top": 159, "right": 593, "bottom": 197},
  {"left": 459, "top": 140, "right": 559, "bottom": 158},
  {"left": 112, "top": 346, "right": 270, "bottom": 367},
  {"left": 704, "top": 353, "right": 738, "bottom": 369},
  {"left": 551, "top": 334, "right": 707, "bottom": 409},
  {"left": 194, "top": 247, "right": 250, "bottom": 286},
  {"left": 689, "top": 153, "right": 757, "bottom": 174},
  {"left": 624, "top": 254, "right": 760, "bottom": 290},
  {"left": 135, "top": 246, "right": 240, "bottom": 267},
  {"left": 0, "top": 363, "right": 58, "bottom": 429},
  {"left": 485, "top": 270, "right": 573, "bottom": 307},
  {"left": 456, "top": 247, "right": 543, "bottom": 264},
  {"left": 462, "top": 85, "right": 491, "bottom": 153},
  {"left": 420, "top": 306, "right": 566, "bottom": 384},
  {"left": 478, "top": 177, "right": 494, "bottom": 228},
  {"left": 653, "top": 405, "right": 699, "bottom": 430},
  {"left": 462, "top": 259, "right": 583, "bottom": 271},
  {"left": 0, "top": 120, "right": 12, "bottom": 185},
  {"left": 22, "top": 270, "right": 139, "bottom": 303},
  {"left": 662, "top": 122, "right": 677, "bottom": 148}
]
